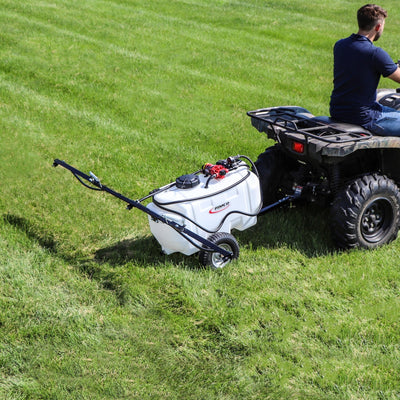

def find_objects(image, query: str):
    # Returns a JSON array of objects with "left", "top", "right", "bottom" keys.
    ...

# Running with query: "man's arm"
[{"left": 387, "top": 67, "right": 400, "bottom": 84}]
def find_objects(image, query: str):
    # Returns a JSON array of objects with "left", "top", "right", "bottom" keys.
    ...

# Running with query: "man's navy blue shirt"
[{"left": 330, "top": 34, "right": 397, "bottom": 127}]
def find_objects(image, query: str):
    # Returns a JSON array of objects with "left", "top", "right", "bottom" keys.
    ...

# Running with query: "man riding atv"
[
  {"left": 248, "top": 6, "right": 400, "bottom": 251},
  {"left": 330, "top": 4, "right": 400, "bottom": 136}
]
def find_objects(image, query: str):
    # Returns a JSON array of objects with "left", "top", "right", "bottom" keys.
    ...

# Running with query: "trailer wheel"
[
  {"left": 330, "top": 174, "right": 400, "bottom": 249},
  {"left": 199, "top": 232, "right": 239, "bottom": 269}
]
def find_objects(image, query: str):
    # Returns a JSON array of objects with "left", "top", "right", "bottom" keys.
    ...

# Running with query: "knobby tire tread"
[
  {"left": 330, "top": 173, "right": 400, "bottom": 249},
  {"left": 199, "top": 232, "right": 239, "bottom": 268}
]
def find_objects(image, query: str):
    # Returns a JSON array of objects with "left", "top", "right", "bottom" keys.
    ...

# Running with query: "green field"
[{"left": 1, "top": 0, "right": 400, "bottom": 398}]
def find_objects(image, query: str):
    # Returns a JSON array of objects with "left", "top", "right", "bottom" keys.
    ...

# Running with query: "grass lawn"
[{"left": 1, "top": 0, "right": 400, "bottom": 398}]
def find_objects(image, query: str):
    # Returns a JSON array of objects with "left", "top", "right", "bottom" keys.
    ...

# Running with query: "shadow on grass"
[
  {"left": 2, "top": 212, "right": 202, "bottom": 268},
  {"left": 2, "top": 207, "right": 335, "bottom": 304},
  {"left": 3, "top": 213, "right": 58, "bottom": 252},
  {"left": 95, "top": 206, "right": 337, "bottom": 268},
  {"left": 94, "top": 202, "right": 336, "bottom": 267},
  {"left": 2, "top": 213, "right": 199, "bottom": 305},
  {"left": 94, "top": 235, "right": 202, "bottom": 269},
  {"left": 234, "top": 203, "right": 336, "bottom": 257},
  {"left": 3, "top": 203, "right": 336, "bottom": 268}
]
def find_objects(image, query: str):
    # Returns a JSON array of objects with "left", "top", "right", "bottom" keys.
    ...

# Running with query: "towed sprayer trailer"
[{"left": 53, "top": 156, "right": 301, "bottom": 269}]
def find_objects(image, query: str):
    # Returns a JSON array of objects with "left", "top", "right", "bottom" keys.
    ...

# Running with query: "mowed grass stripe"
[
  {"left": 0, "top": 8, "right": 279, "bottom": 93},
  {"left": 0, "top": 0, "right": 334, "bottom": 115},
  {"left": 0, "top": 6, "right": 291, "bottom": 144},
  {"left": 0, "top": 9, "right": 331, "bottom": 129},
  {"left": 0, "top": 74, "right": 144, "bottom": 141},
  {"left": 0, "top": 68, "right": 227, "bottom": 166},
  {"left": 0, "top": 0, "right": 333, "bottom": 75}
]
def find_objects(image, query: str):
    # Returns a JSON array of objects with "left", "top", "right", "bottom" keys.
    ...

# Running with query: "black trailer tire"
[
  {"left": 254, "top": 144, "right": 297, "bottom": 205},
  {"left": 330, "top": 174, "right": 400, "bottom": 249},
  {"left": 199, "top": 232, "right": 239, "bottom": 269}
]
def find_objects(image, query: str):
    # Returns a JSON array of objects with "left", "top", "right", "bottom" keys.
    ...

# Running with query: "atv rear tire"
[
  {"left": 254, "top": 144, "right": 297, "bottom": 205},
  {"left": 199, "top": 232, "right": 239, "bottom": 269},
  {"left": 330, "top": 174, "right": 400, "bottom": 249}
]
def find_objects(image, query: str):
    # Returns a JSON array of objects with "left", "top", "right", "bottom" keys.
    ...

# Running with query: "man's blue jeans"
[{"left": 369, "top": 106, "right": 400, "bottom": 136}]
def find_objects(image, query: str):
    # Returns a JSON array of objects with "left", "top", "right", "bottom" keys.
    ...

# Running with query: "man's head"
[{"left": 357, "top": 4, "right": 387, "bottom": 41}]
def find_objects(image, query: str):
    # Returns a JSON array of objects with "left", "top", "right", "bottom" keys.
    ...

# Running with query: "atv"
[{"left": 248, "top": 88, "right": 400, "bottom": 249}]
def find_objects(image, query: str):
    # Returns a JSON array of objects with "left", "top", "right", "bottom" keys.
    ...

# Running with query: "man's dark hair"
[{"left": 357, "top": 4, "right": 387, "bottom": 31}]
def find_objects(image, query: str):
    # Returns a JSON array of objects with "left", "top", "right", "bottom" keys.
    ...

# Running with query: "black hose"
[{"left": 73, "top": 173, "right": 103, "bottom": 191}]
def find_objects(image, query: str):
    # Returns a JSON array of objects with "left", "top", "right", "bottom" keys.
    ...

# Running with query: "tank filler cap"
[{"left": 176, "top": 174, "right": 200, "bottom": 189}]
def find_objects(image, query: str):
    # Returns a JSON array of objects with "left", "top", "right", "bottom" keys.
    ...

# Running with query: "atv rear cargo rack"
[{"left": 247, "top": 106, "right": 373, "bottom": 144}]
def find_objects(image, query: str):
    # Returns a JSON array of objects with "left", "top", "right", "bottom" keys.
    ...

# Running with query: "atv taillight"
[{"left": 292, "top": 141, "right": 304, "bottom": 154}]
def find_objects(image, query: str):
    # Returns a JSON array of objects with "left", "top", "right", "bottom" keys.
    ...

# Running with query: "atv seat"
[{"left": 312, "top": 116, "right": 371, "bottom": 135}]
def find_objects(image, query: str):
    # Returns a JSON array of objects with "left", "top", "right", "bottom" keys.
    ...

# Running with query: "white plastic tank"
[{"left": 146, "top": 163, "right": 261, "bottom": 255}]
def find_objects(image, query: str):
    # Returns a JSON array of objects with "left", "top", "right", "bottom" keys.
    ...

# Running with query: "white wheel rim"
[{"left": 211, "top": 243, "right": 232, "bottom": 269}]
